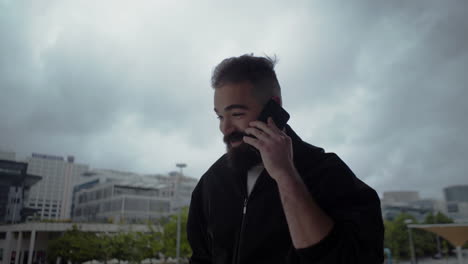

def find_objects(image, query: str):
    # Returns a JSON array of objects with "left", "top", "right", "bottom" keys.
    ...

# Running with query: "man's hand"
[
  {"left": 243, "top": 117, "right": 295, "bottom": 182},
  {"left": 244, "top": 117, "right": 334, "bottom": 249}
]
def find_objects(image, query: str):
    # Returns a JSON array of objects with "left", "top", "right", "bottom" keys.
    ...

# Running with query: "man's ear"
[{"left": 271, "top": 96, "right": 282, "bottom": 106}]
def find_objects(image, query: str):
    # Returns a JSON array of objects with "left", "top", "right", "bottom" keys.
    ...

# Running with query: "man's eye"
[
  {"left": 232, "top": 113, "right": 245, "bottom": 117},
  {"left": 217, "top": 115, "right": 223, "bottom": 120}
]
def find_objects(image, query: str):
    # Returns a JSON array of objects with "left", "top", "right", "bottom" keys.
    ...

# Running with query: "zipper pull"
[{"left": 243, "top": 198, "right": 248, "bottom": 214}]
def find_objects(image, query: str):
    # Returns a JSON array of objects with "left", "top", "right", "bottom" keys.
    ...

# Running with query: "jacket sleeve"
[
  {"left": 187, "top": 179, "right": 212, "bottom": 264},
  {"left": 291, "top": 153, "right": 384, "bottom": 264}
]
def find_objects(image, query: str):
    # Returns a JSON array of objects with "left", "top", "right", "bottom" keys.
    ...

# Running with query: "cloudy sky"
[{"left": 1, "top": 0, "right": 467, "bottom": 199}]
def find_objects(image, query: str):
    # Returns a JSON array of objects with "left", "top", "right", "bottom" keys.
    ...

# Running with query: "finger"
[
  {"left": 243, "top": 136, "right": 261, "bottom": 149},
  {"left": 267, "top": 117, "right": 282, "bottom": 133},
  {"left": 249, "top": 120, "right": 277, "bottom": 137},
  {"left": 244, "top": 127, "right": 270, "bottom": 141}
]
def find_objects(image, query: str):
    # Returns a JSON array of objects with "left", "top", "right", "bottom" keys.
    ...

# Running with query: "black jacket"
[{"left": 187, "top": 126, "right": 384, "bottom": 264}]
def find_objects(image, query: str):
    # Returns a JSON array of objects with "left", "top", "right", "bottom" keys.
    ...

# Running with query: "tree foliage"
[
  {"left": 47, "top": 225, "right": 101, "bottom": 264},
  {"left": 47, "top": 210, "right": 191, "bottom": 263},
  {"left": 47, "top": 222, "right": 166, "bottom": 263},
  {"left": 384, "top": 212, "right": 455, "bottom": 261},
  {"left": 161, "top": 207, "right": 192, "bottom": 259}
]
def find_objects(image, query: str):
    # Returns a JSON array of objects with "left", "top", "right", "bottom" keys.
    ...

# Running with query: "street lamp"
[
  {"left": 175, "top": 163, "right": 187, "bottom": 264},
  {"left": 404, "top": 219, "right": 416, "bottom": 264}
]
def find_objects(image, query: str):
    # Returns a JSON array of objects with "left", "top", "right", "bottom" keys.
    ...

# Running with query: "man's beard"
[{"left": 224, "top": 131, "right": 262, "bottom": 172}]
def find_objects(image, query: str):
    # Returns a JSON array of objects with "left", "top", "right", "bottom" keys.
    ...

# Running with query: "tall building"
[
  {"left": 0, "top": 160, "right": 41, "bottom": 223},
  {"left": 25, "top": 153, "right": 89, "bottom": 221},
  {"left": 444, "top": 185, "right": 468, "bottom": 202},
  {"left": 443, "top": 185, "right": 468, "bottom": 223},
  {"left": 446, "top": 201, "right": 468, "bottom": 223}
]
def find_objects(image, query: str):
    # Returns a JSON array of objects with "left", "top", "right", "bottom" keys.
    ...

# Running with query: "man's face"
[{"left": 214, "top": 82, "right": 263, "bottom": 170}]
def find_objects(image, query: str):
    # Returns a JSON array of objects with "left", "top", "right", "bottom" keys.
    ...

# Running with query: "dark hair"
[{"left": 211, "top": 54, "right": 281, "bottom": 103}]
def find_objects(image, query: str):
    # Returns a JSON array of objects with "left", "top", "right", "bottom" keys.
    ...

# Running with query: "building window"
[{"left": 448, "top": 203, "right": 459, "bottom": 213}]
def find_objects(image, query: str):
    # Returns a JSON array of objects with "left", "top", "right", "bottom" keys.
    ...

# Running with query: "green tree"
[
  {"left": 47, "top": 225, "right": 101, "bottom": 264},
  {"left": 108, "top": 229, "right": 162, "bottom": 264},
  {"left": 434, "top": 212, "right": 454, "bottom": 224},
  {"left": 94, "top": 234, "right": 116, "bottom": 264},
  {"left": 139, "top": 223, "right": 164, "bottom": 262},
  {"left": 48, "top": 223, "right": 166, "bottom": 264},
  {"left": 384, "top": 212, "right": 456, "bottom": 261},
  {"left": 110, "top": 232, "right": 136, "bottom": 263},
  {"left": 162, "top": 207, "right": 192, "bottom": 260},
  {"left": 384, "top": 213, "right": 417, "bottom": 261}
]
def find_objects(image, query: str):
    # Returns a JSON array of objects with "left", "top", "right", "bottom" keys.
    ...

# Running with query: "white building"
[
  {"left": 25, "top": 153, "right": 89, "bottom": 221},
  {"left": 410, "top": 199, "right": 447, "bottom": 214},
  {"left": 381, "top": 191, "right": 449, "bottom": 222},
  {"left": 382, "top": 191, "right": 421, "bottom": 205},
  {"left": 381, "top": 189, "right": 468, "bottom": 223},
  {"left": 72, "top": 169, "right": 198, "bottom": 223},
  {"left": 446, "top": 201, "right": 468, "bottom": 223},
  {"left": 147, "top": 171, "right": 199, "bottom": 212}
]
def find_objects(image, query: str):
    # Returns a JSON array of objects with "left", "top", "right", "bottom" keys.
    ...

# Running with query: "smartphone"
[{"left": 257, "top": 99, "right": 290, "bottom": 130}]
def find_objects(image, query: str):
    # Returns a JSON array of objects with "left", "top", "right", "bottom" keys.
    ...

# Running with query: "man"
[{"left": 187, "top": 54, "right": 384, "bottom": 264}]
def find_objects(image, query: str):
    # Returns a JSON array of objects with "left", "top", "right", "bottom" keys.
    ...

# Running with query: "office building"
[
  {"left": 149, "top": 171, "right": 198, "bottom": 211},
  {"left": 0, "top": 160, "right": 41, "bottom": 224},
  {"left": 381, "top": 192, "right": 448, "bottom": 221},
  {"left": 382, "top": 191, "right": 420, "bottom": 205},
  {"left": 409, "top": 199, "right": 446, "bottom": 213},
  {"left": 72, "top": 169, "right": 197, "bottom": 223},
  {"left": 446, "top": 201, "right": 468, "bottom": 223},
  {"left": 24, "top": 153, "right": 89, "bottom": 221},
  {"left": 444, "top": 185, "right": 468, "bottom": 203}
]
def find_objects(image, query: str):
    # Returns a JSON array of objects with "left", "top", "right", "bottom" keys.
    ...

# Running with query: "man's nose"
[{"left": 220, "top": 118, "right": 235, "bottom": 136}]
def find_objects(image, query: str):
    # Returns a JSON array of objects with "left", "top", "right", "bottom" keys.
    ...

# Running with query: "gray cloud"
[{"left": 1, "top": 0, "right": 467, "bottom": 199}]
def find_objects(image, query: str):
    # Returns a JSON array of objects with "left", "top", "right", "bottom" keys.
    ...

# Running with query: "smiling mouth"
[{"left": 230, "top": 139, "right": 242, "bottom": 145}]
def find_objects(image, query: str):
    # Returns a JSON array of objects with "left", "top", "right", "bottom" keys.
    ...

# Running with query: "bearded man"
[{"left": 187, "top": 54, "right": 384, "bottom": 264}]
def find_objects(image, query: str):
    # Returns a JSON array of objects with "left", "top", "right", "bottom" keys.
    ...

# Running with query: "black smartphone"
[{"left": 257, "top": 99, "right": 290, "bottom": 129}]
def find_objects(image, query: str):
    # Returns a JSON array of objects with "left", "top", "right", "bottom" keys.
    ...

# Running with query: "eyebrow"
[{"left": 214, "top": 104, "right": 249, "bottom": 113}]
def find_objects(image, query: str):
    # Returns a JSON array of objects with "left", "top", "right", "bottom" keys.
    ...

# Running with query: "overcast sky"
[{"left": 1, "top": 0, "right": 467, "bottom": 199}]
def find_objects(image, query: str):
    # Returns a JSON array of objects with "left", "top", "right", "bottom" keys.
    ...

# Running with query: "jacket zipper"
[
  {"left": 234, "top": 169, "right": 264, "bottom": 264},
  {"left": 235, "top": 197, "right": 248, "bottom": 264}
]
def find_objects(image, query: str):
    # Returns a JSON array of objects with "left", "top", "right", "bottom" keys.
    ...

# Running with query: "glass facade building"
[{"left": 72, "top": 169, "right": 197, "bottom": 223}]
